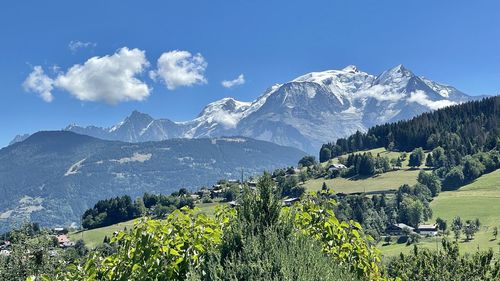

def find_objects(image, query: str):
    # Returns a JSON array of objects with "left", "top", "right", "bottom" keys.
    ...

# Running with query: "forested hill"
[
  {"left": 0, "top": 132, "right": 306, "bottom": 232},
  {"left": 320, "top": 96, "right": 499, "bottom": 161}
]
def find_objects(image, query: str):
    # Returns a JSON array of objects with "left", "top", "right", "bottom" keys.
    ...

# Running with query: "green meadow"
[{"left": 379, "top": 169, "right": 500, "bottom": 257}]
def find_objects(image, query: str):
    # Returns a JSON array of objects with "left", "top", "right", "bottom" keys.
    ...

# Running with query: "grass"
[
  {"left": 306, "top": 147, "right": 426, "bottom": 194},
  {"left": 378, "top": 169, "right": 500, "bottom": 258},
  {"left": 70, "top": 220, "right": 137, "bottom": 248},
  {"left": 303, "top": 169, "right": 421, "bottom": 194}
]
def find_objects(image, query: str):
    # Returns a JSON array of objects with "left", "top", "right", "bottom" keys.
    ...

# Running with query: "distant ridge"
[{"left": 0, "top": 131, "right": 306, "bottom": 232}]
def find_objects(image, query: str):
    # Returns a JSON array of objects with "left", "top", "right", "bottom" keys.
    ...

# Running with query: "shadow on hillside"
[{"left": 346, "top": 174, "right": 381, "bottom": 181}]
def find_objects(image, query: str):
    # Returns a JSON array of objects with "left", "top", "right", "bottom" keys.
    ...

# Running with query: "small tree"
[
  {"left": 463, "top": 220, "right": 479, "bottom": 241},
  {"left": 319, "top": 147, "right": 332, "bottom": 163},
  {"left": 417, "top": 170, "right": 442, "bottom": 197},
  {"left": 436, "top": 217, "right": 447, "bottom": 232},
  {"left": 452, "top": 216, "right": 463, "bottom": 242},
  {"left": 298, "top": 156, "right": 317, "bottom": 167},
  {"left": 493, "top": 226, "right": 498, "bottom": 240},
  {"left": 408, "top": 148, "right": 425, "bottom": 168},
  {"left": 443, "top": 166, "right": 465, "bottom": 189},
  {"left": 425, "top": 154, "right": 434, "bottom": 167}
]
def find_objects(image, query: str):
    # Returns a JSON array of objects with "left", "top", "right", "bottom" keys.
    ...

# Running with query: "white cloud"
[
  {"left": 150, "top": 50, "right": 207, "bottom": 90},
  {"left": 357, "top": 85, "right": 405, "bottom": 102},
  {"left": 211, "top": 111, "right": 240, "bottom": 128},
  {"left": 54, "top": 47, "right": 151, "bottom": 104},
  {"left": 22, "top": 66, "right": 55, "bottom": 102},
  {"left": 222, "top": 74, "right": 245, "bottom": 88},
  {"left": 68, "top": 40, "right": 97, "bottom": 53},
  {"left": 407, "top": 90, "right": 456, "bottom": 110}
]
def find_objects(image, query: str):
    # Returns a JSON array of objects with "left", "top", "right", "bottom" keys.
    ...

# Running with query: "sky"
[{"left": 0, "top": 0, "right": 499, "bottom": 147}]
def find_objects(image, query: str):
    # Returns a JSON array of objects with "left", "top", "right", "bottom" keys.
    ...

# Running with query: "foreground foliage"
[{"left": 54, "top": 174, "right": 385, "bottom": 280}]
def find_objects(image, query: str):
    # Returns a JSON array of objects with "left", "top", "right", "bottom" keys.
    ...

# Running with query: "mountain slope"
[
  {"left": 33, "top": 65, "right": 482, "bottom": 154},
  {"left": 0, "top": 131, "right": 306, "bottom": 231}
]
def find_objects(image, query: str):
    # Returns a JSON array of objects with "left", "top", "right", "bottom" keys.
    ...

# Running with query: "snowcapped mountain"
[{"left": 55, "top": 65, "right": 482, "bottom": 154}]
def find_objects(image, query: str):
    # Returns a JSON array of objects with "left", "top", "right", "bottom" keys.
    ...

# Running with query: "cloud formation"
[
  {"left": 407, "top": 90, "right": 456, "bottom": 110},
  {"left": 55, "top": 47, "right": 151, "bottom": 104},
  {"left": 357, "top": 85, "right": 405, "bottom": 102},
  {"left": 23, "top": 48, "right": 210, "bottom": 104},
  {"left": 23, "top": 48, "right": 151, "bottom": 104},
  {"left": 150, "top": 50, "right": 207, "bottom": 90},
  {"left": 68, "top": 40, "right": 97, "bottom": 53},
  {"left": 22, "top": 66, "right": 55, "bottom": 102},
  {"left": 222, "top": 74, "right": 245, "bottom": 88}
]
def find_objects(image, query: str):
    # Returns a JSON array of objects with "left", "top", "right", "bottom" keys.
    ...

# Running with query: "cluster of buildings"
[
  {"left": 192, "top": 179, "right": 258, "bottom": 200},
  {"left": 386, "top": 223, "right": 439, "bottom": 236}
]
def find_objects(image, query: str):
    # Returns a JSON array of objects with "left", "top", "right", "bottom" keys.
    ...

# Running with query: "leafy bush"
[
  {"left": 59, "top": 208, "right": 229, "bottom": 280},
  {"left": 56, "top": 173, "right": 387, "bottom": 280},
  {"left": 386, "top": 240, "right": 500, "bottom": 280}
]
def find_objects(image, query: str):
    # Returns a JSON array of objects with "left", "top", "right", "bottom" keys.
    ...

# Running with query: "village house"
[
  {"left": 196, "top": 187, "right": 211, "bottom": 198},
  {"left": 328, "top": 163, "right": 347, "bottom": 172},
  {"left": 211, "top": 188, "right": 225, "bottom": 198},
  {"left": 417, "top": 224, "right": 438, "bottom": 236},
  {"left": 52, "top": 227, "right": 66, "bottom": 235},
  {"left": 385, "top": 223, "right": 415, "bottom": 236},
  {"left": 56, "top": 234, "right": 75, "bottom": 248}
]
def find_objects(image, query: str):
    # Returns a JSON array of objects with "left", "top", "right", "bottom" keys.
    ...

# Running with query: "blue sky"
[{"left": 1, "top": 0, "right": 499, "bottom": 147}]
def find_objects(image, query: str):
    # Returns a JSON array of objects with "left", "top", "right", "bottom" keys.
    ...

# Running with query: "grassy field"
[
  {"left": 378, "top": 169, "right": 500, "bottom": 258},
  {"left": 303, "top": 169, "right": 421, "bottom": 194},
  {"left": 306, "top": 147, "right": 425, "bottom": 194},
  {"left": 70, "top": 220, "right": 137, "bottom": 248},
  {"left": 70, "top": 200, "right": 227, "bottom": 248}
]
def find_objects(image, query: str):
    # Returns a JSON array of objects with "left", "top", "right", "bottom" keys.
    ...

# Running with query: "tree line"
[
  {"left": 82, "top": 189, "right": 196, "bottom": 229},
  {"left": 320, "top": 96, "right": 499, "bottom": 162}
]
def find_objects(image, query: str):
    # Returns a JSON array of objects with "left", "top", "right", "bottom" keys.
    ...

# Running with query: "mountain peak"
[
  {"left": 374, "top": 64, "right": 415, "bottom": 86},
  {"left": 129, "top": 110, "right": 151, "bottom": 118},
  {"left": 387, "top": 64, "right": 413, "bottom": 76},
  {"left": 342, "top": 65, "right": 359, "bottom": 73},
  {"left": 125, "top": 110, "right": 154, "bottom": 123}
]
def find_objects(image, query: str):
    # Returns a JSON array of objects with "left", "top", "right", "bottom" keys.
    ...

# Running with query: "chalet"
[
  {"left": 211, "top": 188, "right": 225, "bottom": 198},
  {"left": 386, "top": 223, "right": 415, "bottom": 235},
  {"left": 53, "top": 227, "right": 65, "bottom": 234},
  {"left": 197, "top": 187, "right": 211, "bottom": 197},
  {"left": 56, "top": 234, "right": 74, "bottom": 248},
  {"left": 283, "top": 197, "right": 299, "bottom": 206},
  {"left": 328, "top": 163, "right": 347, "bottom": 172},
  {"left": 417, "top": 224, "right": 438, "bottom": 236},
  {"left": 228, "top": 179, "right": 240, "bottom": 184}
]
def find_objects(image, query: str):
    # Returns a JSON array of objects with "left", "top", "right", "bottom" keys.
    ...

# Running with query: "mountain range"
[
  {"left": 45, "top": 65, "right": 481, "bottom": 154},
  {"left": 0, "top": 132, "right": 305, "bottom": 232}
]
